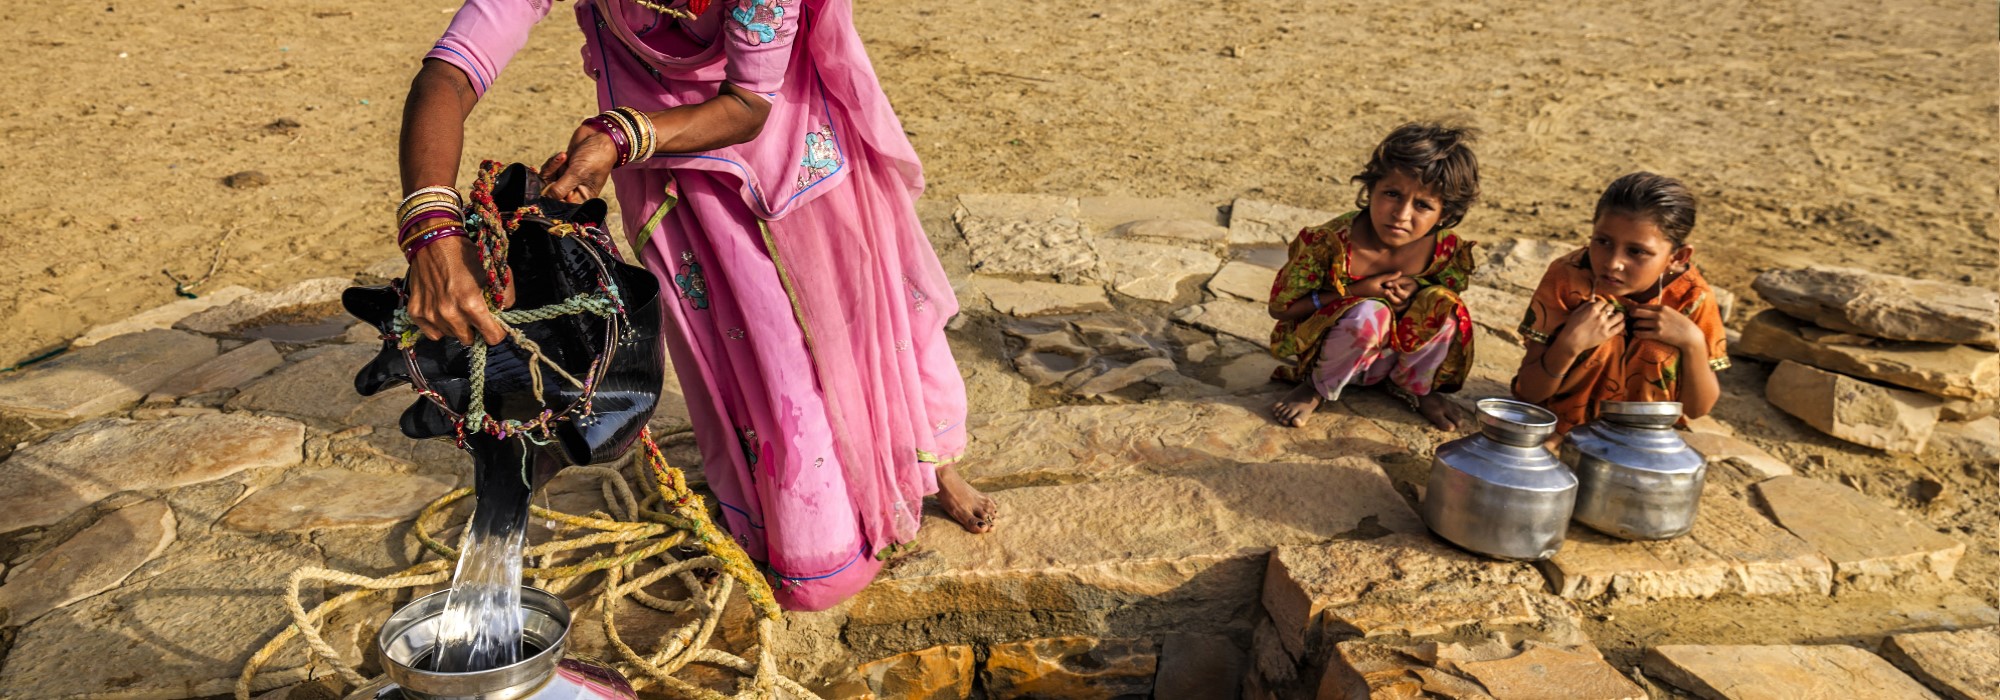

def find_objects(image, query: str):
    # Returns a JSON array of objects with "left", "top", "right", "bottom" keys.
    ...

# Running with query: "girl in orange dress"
[
  {"left": 1269, "top": 123, "right": 1481, "bottom": 430},
  {"left": 1512, "top": 172, "right": 1728, "bottom": 436}
]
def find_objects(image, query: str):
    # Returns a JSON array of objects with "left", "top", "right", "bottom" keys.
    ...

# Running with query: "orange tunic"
[{"left": 1514, "top": 248, "right": 1730, "bottom": 434}]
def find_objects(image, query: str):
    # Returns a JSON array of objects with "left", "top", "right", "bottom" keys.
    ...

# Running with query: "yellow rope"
[{"left": 234, "top": 429, "right": 815, "bottom": 700}]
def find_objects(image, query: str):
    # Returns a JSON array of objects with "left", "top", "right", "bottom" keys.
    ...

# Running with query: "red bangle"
[
  {"left": 582, "top": 116, "right": 633, "bottom": 167},
  {"left": 401, "top": 226, "right": 467, "bottom": 261}
]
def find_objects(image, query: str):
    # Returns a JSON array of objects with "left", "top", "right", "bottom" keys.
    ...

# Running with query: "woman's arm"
[
  {"left": 539, "top": 84, "right": 772, "bottom": 203},
  {"left": 401, "top": 59, "right": 510, "bottom": 347}
]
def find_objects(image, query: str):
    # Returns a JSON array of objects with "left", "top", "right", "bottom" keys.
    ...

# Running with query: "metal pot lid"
[
  {"left": 1476, "top": 398, "right": 1558, "bottom": 446},
  {"left": 1598, "top": 401, "right": 1683, "bottom": 429}
]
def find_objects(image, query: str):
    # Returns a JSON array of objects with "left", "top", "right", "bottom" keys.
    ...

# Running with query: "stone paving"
[{"left": 0, "top": 195, "right": 1988, "bottom": 699}]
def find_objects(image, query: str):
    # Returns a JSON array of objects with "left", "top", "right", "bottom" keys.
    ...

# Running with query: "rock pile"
[{"left": 1743, "top": 266, "right": 1999, "bottom": 456}]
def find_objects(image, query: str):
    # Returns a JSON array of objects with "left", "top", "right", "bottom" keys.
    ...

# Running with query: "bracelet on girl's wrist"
[{"left": 1311, "top": 291, "right": 1323, "bottom": 310}]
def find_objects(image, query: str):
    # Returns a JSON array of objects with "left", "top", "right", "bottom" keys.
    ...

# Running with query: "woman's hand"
[
  {"left": 405, "top": 236, "right": 511, "bottom": 346},
  {"left": 1556, "top": 297, "right": 1624, "bottom": 356},
  {"left": 539, "top": 124, "right": 621, "bottom": 204},
  {"left": 1629, "top": 304, "right": 1703, "bottom": 352}
]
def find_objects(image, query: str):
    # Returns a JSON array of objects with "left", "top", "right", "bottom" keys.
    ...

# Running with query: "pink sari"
[{"left": 428, "top": 0, "right": 967, "bottom": 610}]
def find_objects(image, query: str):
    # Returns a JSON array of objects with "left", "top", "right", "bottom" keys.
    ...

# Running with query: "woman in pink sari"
[{"left": 395, "top": 0, "right": 996, "bottom": 611}]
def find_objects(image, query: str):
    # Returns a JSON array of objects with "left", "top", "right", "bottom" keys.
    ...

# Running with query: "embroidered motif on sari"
[
  {"left": 1267, "top": 212, "right": 1479, "bottom": 393},
  {"left": 1514, "top": 248, "right": 1730, "bottom": 434}
]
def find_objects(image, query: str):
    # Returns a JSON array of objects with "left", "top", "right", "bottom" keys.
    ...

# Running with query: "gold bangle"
[
  {"left": 399, "top": 200, "right": 461, "bottom": 224},
  {"left": 614, "top": 106, "right": 655, "bottom": 161},
  {"left": 397, "top": 193, "right": 462, "bottom": 222}
]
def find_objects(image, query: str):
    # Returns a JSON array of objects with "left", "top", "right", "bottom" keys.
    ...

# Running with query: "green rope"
[{"left": 390, "top": 293, "right": 621, "bottom": 434}]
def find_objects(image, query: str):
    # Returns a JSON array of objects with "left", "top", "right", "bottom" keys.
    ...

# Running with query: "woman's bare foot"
[
  {"left": 1271, "top": 383, "right": 1323, "bottom": 428},
  {"left": 1416, "top": 392, "right": 1463, "bottom": 431},
  {"left": 935, "top": 464, "right": 997, "bottom": 534}
]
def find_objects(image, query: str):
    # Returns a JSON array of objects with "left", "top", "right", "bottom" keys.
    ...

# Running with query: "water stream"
[{"left": 427, "top": 435, "right": 548, "bottom": 672}]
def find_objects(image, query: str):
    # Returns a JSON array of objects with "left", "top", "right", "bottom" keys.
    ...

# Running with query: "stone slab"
[
  {"left": 1644, "top": 644, "right": 1943, "bottom": 700},
  {"left": 71, "top": 285, "right": 255, "bottom": 347},
  {"left": 226, "top": 344, "right": 380, "bottom": 425},
  {"left": 145, "top": 338, "right": 285, "bottom": 402},
  {"left": 1112, "top": 218, "right": 1230, "bottom": 245},
  {"left": 1099, "top": 238, "right": 1222, "bottom": 302},
  {"left": 1753, "top": 266, "right": 2000, "bottom": 347},
  {"left": 960, "top": 395, "right": 1406, "bottom": 490},
  {"left": 1539, "top": 481, "right": 1832, "bottom": 604},
  {"left": 0, "top": 329, "right": 217, "bottom": 420},
  {"left": 1155, "top": 633, "right": 1245, "bottom": 700},
  {"left": 1754, "top": 476, "right": 1965, "bottom": 592},
  {"left": 0, "top": 413, "right": 305, "bottom": 533},
  {"left": 964, "top": 275, "right": 1112, "bottom": 317},
  {"left": 1472, "top": 238, "right": 1571, "bottom": 296},
  {"left": 1931, "top": 417, "right": 2000, "bottom": 465},
  {"left": 983, "top": 636, "right": 1158, "bottom": 700},
  {"left": 1227, "top": 198, "right": 1337, "bottom": 246},
  {"left": 1078, "top": 196, "right": 1221, "bottom": 233},
  {"left": 854, "top": 644, "right": 975, "bottom": 700},
  {"left": 1458, "top": 643, "right": 1647, "bottom": 700},
  {"left": 1739, "top": 310, "right": 1999, "bottom": 401},
  {"left": 955, "top": 194, "right": 1103, "bottom": 284},
  {"left": 1319, "top": 640, "right": 1498, "bottom": 700},
  {"left": 1681, "top": 432, "right": 1795, "bottom": 482},
  {"left": 1765, "top": 359, "right": 1942, "bottom": 454},
  {"left": 221, "top": 469, "right": 457, "bottom": 532},
  {"left": 846, "top": 461, "right": 1422, "bottom": 637},
  {"left": 1264, "top": 533, "right": 1546, "bottom": 661},
  {"left": 1208, "top": 260, "right": 1278, "bottom": 302},
  {"left": 1880, "top": 628, "right": 2000, "bottom": 700},
  {"left": 176, "top": 277, "right": 353, "bottom": 334},
  {"left": 0, "top": 500, "right": 176, "bottom": 625},
  {"left": 1940, "top": 397, "right": 1999, "bottom": 422},
  {"left": 1174, "top": 299, "right": 1275, "bottom": 345}
]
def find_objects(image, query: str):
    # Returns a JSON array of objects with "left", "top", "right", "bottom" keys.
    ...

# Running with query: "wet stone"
[
  {"left": 1228, "top": 198, "right": 1337, "bottom": 246},
  {"left": 0, "top": 500, "right": 176, "bottom": 626},
  {"left": 1879, "top": 628, "right": 2000, "bottom": 700},
  {"left": 221, "top": 469, "right": 457, "bottom": 532},
  {"left": 71, "top": 285, "right": 255, "bottom": 347},
  {"left": 0, "top": 329, "right": 217, "bottom": 420},
  {"left": 1753, "top": 266, "right": 2000, "bottom": 347},
  {"left": 0, "top": 413, "right": 304, "bottom": 533},
  {"left": 983, "top": 636, "right": 1159, "bottom": 700},
  {"left": 1753, "top": 476, "right": 1965, "bottom": 593},
  {"left": 145, "top": 338, "right": 285, "bottom": 402},
  {"left": 1644, "top": 644, "right": 1942, "bottom": 700},
  {"left": 1764, "top": 359, "right": 1943, "bottom": 454},
  {"left": 1740, "top": 310, "right": 1998, "bottom": 401},
  {"left": 1540, "top": 481, "right": 1833, "bottom": 604}
]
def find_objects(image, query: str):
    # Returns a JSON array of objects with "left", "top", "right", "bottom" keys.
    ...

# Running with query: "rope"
[{"left": 235, "top": 429, "right": 812, "bottom": 700}]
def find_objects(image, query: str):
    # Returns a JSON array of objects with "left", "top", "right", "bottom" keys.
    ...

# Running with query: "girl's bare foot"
[
  {"left": 1417, "top": 392, "right": 1463, "bottom": 431},
  {"left": 1272, "top": 383, "right": 1323, "bottom": 428},
  {"left": 935, "top": 464, "right": 997, "bottom": 534}
]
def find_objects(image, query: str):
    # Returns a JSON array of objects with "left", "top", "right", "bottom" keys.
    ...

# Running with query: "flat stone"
[
  {"left": 1739, "top": 310, "right": 1999, "bottom": 401},
  {"left": 1214, "top": 352, "right": 1284, "bottom": 392},
  {"left": 1940, "top": 397, "right": 1999, "bottom": 422},
  {"left": 177, "top": 277, "right": 354, "bottom": 335},
  {"left": 70, "top": 286, "right": 255, "bottom": 347},
  {"left": 1174, "top": 300, "right": 1275, "bottom": 344},
  {"left": 1070, "top": 357, "right": 1177, "bottom": 396},
  {"left": 1460, "top": 285, "right": 1532, "bottom": 345},
  {"left": 1155, "top": 634, "right": 1245, "bottom": 700},
  {"left": 983, "top": 637, "right": 1158, "bottom": 700},
  {"left": 1208, "top": 260, "right": 1278, "bottom": 302},
  {"left": 1319, "top": 640, "right": 1497, "bottom": 700},
  {"left": 1765, "top": 360, "right": 1943, "bottom": 454},
  {"left": 855, "top": 644, "right": 974, "bottom": 700},
  {"left": 1227, "top": 198, "right": 1338, "bottom": 246},
  {"left": 221, "top": 469, "right": 457, "bottom": 532},
  {"left": 226, "top": 344, "right": 380, "bottom": 425},
  {"left": 1099, "top": 238, "right": 1221, "bottom": 302},
  {"left": 964, "top": 276, "right": 1112, "bottom": 317},
  {"left": 145, "top": 338, "right": 285, "bottom": 402},
  {"left": 1931, "top": 417, "right": 2000, "bottom": 465},
  {"left": 1262, "top": 533, "right": 1546, "bottom": 660},
  {"left": 1473, "top": 238, "right": 1570, "bottom": 296},
  {"left": 1540, "top": 481, "right": 1832, "bottom": 604},
  {"left": 1753, "top": 476, "right": 1965, "bottom": 592},
  {"left": 0, "top": 413, "right": 304, "bottom": 532},
  {"left": 1078, "top": 196, "right": 1221, "bottom": 233},
  {"left": 0, "top": 329, "right": 217, "bottom": 420},
  {"left": 0, "top": 540, "right": 334, "bottom": 699},
  {"left": 1880, "top": 628, "right": 2000, "bottom": 700},
  {"left": 1112, "top": 218, "right": 1230, "bottom": 245},
  {"left": 955, "top": 194, "right": 1103, "bottom": 284},
  {"left": 0, "top": 500, "right": 176, "bottom": 626},
  {"left": 846, "top": 460, "right": 1421, "bottom": 642},
  {"left": 1644, "top": 644, "right": 1943, "bottom": 700},
  {"left": 1752, "top": 266, "right": 2000, "bottom": 347},
  {"left": 1457, "top": 643, "right": 1647, "bottom": 700},
  {"left": 960, "top": 395, "right": 1405, "bottom": 490},
  {"left": 1681, "top": 432, "right": 1794, "bottom": 482}
]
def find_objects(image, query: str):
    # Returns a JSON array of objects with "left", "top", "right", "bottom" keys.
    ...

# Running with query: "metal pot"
[
  {"left": 1422, "top": 399, "right": 1577, "bottom": 561},
  {"left": 1562, "top": 401, "right": 1706, "bottom": 540},
  {"left": 345, "top": 587, "right": 636, "bottom": 700}
]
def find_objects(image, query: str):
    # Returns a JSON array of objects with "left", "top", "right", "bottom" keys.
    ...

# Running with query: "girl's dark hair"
[
  {"left": 1594, "top": 172, "right": 1698, "bottom": 246},
  {"left": 1351, "top": 122, "right": 1481, "bottom": 231}
]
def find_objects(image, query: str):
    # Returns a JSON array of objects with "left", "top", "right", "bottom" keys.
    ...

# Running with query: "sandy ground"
[{"left": 1, "top": 0, "right": 1995, "bottom": 678}]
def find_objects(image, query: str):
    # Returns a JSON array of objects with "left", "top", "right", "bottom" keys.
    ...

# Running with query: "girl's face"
[
  {"left": 1366, "top": 169, "right": 1444, "bottom": 248},
  {"left": 1588, "top": 212, "right": 1692, "bottom": 297}
]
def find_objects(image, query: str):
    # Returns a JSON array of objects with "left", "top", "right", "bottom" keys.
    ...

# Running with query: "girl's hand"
[
  {"left": 1557, "top": 297, "right": 1624, "bottom": 354},
  {"left": 1629, "top": 304, "right": 1703, "bottom": 352},
  {"left": 406, "top": 236, "right": 511, "bottom": 346},
  {"left": 1384, "top": 276, "right": 1419, "bottom": 310},
  {"left": 539, "top": 124, "right": 621, "bottom": 204},
  {"left": 1348, "top": 271, "right": 1404, "bottom": 303}
]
